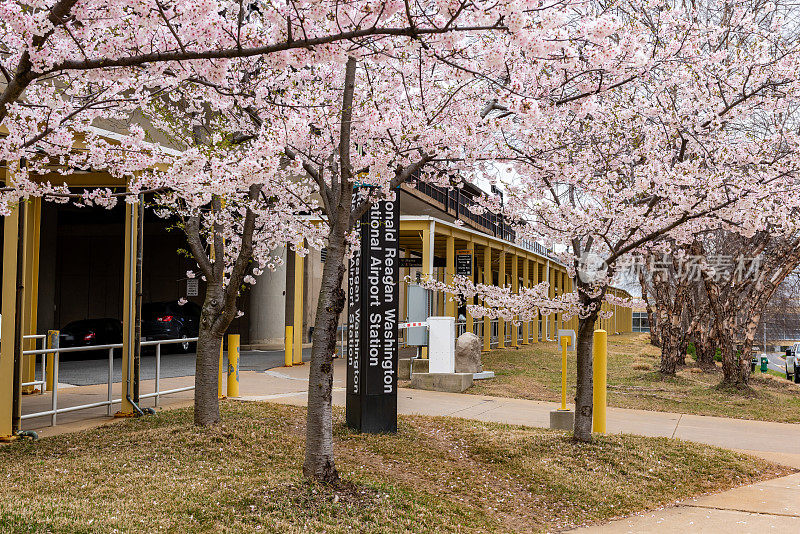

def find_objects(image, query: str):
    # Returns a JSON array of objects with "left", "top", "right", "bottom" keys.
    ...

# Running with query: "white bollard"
[{"left": 427, "top": 316, "right": 455, "bottom": 373}]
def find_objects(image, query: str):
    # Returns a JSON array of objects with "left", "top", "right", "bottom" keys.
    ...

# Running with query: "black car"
[
  {"left": 141, "top": 300, "right": 201, "bottom": 353},
  {"left": 59, "top": 318, "right": 123, "bottom": 356}
]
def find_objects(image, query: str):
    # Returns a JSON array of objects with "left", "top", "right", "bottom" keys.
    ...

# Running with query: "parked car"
[
  {"left": 59, "top": 318, "right": 123, "bottom": 356},
  {"left": 141, "top": 300, "right": 201, "bottom": 353},
  {"left": 785, "top": 344, "right": 800, "bottom": 383}
]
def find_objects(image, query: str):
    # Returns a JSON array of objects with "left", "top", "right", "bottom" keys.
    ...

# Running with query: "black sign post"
[{"left": 346, "top": 199, "right": 399, "bottom": 433}]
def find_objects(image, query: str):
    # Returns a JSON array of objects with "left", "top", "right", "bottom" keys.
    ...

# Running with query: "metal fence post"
[
  {"left": 108, "top": 348, "right": 114, "bottom": 416},
  {"left": 155, "top": 343, "right": 161, "bottom": 407},
  {"left": 51, "top": 335, "right": 60, "bottom": 427}
]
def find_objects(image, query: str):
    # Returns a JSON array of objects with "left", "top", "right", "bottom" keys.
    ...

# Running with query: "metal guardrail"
[
  {"left": 20, "top": 335, "right": 47, "bottom": 394},
  {"left": 21, "top": 336, "right": 198, "bottom": 427}
]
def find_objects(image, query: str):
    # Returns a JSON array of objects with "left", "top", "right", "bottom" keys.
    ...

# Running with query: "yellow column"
[
  {"left": 284, "top": 326, "right": 293, "bottom": 367},
  {"left": 533, "top": 260, "right": 540, "bottom": 343},
  {"left": 445, "top": 235, "right": 455, "bottom": 318},
  {"left": 1, "top": 202, "right": 22, "bottom": 438},
  {"left": 218, "top": 343, "right": 225, "bottom": 398},
  {"left": 544, "top": 261, "right": 556, "bottom": 339},
  {"left": 293, "top": 249, "right": 304, "bottom": 365},
  {"left": 227, "top": 334, "right": 240, "bottom": 398},
  {"left": 422, "top": 222, "right": 434, "bottom": 282},
  {"left": 593, "top": 329, "right": 608, "bottom": 433},
  {"left": 421, "top": 222, "right": 434, "bottom": 359},
  {"left": 22, "top": 197, "right": 41, "bottom": 394},
  {"left": 557, "top": 270, "right": 564, "bottom": 333},
  {"left": 482, "top": 245, "right": 491, "bottom": 352},
  {"left": 498, "top": 251, "right": 506, "bottom": 349},
  {"left": 402, "top": 249, "right": 410, "bottom": 322},
  {"left": 560, "top": 336, "right": 569, "bottom": 410},
  {"left": 465, "top": 240, "right": 474, "bottom": 334},
  {"left": 46, "top": 330, "right": 58, "bottom": 391},
  {"left": 522, "top": 259, "right": 530, "bottom": 345},
  {"left": 116, "top": 200, "right": 138, "bottom": 416},
  {"left": 511, "top": 254, "right": 518, "bottom": 348}
]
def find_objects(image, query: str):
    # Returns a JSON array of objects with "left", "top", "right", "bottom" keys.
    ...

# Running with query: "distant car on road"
[
  {"left": 141, "top": 300, "right": 201, "bottom": 353},
  {"left": 60, "top": 318, "right": 123, "bottom": 356},
  {"left": 785, "top": 344, "right": 800, "bottom": 383}
]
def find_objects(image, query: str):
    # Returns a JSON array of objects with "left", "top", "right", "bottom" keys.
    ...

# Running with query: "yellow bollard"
[
  {"left": 218, "top": 340, "right": 226, "bottom": 399},
  {"left": 284, "top": 326, "right": 293, "bottom": 367},
  {"left": 560, "top": 336, "right": 570, "bottom": 411},
  {"left": 227, "top": 334, "right": 240, "bottom": 398},
  {"left": 46, "top": 330, "right": 59, "bottom": 391},
  {"left": 592, "top": 329, "right": 608, "bottom": 434}
]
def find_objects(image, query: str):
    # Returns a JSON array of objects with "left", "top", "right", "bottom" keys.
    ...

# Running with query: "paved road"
[
  {"left": 54, "top": 348, "right": 311, "bottom": 386},
  {"left": 766, "top": 351, "right": 787, "bottom": 374}
]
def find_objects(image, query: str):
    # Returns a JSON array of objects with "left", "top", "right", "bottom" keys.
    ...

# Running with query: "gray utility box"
[{"left": 406, "top": 284, "right": 430, "bottom": 346}]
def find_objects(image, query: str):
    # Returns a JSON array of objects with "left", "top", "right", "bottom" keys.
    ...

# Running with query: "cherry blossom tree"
[
  {"left": 3, "top": 0, "right": 665, "bottom": 478},
  {"left": 0, "top": 0, "right": 515, "bottom": 431},
  {"left": 468, "top": 1, "right": 800, "bottom": 441}
]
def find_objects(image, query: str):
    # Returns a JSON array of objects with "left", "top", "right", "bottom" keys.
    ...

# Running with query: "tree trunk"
[
  {"left": 659, "top": 335, "right": 677, "bottom": 375},
  {"left": 194, "top": 318, "right": 223, "bottom": 426},
  {"left": 573, "top": 277, "right": 603, "bottom": 443},
  {"left": 719, "top": 341, "right": 744, "bottom": 385},
  {"left": 677, "top": 334, "right": 688, "bottom": 366},
  {"left": 638, "top": 266, "right": 660, "bottom": 347},
  {"left": 659, "top": 296, "right": 685, "bottom": 376},
  {"left": 303, "top": 225, "right": 347, "bottom": 483},
  {"left": 696, "top": 341, "right": 716, "bottom": 367}
]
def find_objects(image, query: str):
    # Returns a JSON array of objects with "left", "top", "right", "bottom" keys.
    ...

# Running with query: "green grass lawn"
[
  {"left": 0, "top": 401, "right": 788, "bottom": 533},
  {"left": 470, "top": 333, "right": 800, "bottom": 423}
]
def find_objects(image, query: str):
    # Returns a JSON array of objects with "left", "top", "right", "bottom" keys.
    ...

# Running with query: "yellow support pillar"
[
  {"left": 482, "top": 246, "right": 491, "bottom": 353},
  {"left": 593, "top": 329, "right": 608, "bottom": 434},
  {"left": 116, "top": 200, "right": 138, "bottom": 417},
  {"left": 421, "top": 222, "right": 434, "bottom": 359},
  {"left": 560, "top": 335, "right": 570, "bottom": 410},
  {"left": 465, "top": 241, "right": 475, "bottom": 334},
  {"left": 1, "top": 201, "right": 22, "bottom": 439},
  {"left": 22, "top": 197, "right": 41, "bottom": 394},
  {"left": 511, "top": 254, "right": 518, "bottom": 348},
  {"left": 284, "top": 326, "right": 293, "bottom": 367},
  {"left": 498, "top": 251, "right": 506, "bottom": 349},
  {"left": 46, "top": 330, "right": 58, "bottom": 391},
  {"left": 522, "top": 259, "right": 530, "bottom": 345},
  {"left": 218, "top": 342, "right": 226, "bottom": 399},
  {"left": 536, "top": 269, "right": 541, "bottom": 336},
  {"left": 445, "top": 235, "right": 455, "bottom": 318},
  {"left": 556, "top": 270, "right": 563, "bottom": 333},
  {"left": 227, "top": 334, "right": 240, "bottom": 398},
  {"left": 402, "top": 248, "right": 410, "bottom": 323},
  {"left": 293, "top": 248, "right": 304, "bottom": 365}
]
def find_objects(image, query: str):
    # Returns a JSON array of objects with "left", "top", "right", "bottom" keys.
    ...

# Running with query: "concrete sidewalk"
[
  {"left": 571, "top": 473, "right": 800, "bottom": 533},
  {"left": 244, "top": 359, "right": 800, "bottom": 462},
  {"left": 20, "top": 358, "right": 800, "bottom": 532}
]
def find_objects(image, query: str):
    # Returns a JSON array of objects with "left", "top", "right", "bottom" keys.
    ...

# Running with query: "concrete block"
[
  {"left": 411, "top": 372, "right": 473, "bottom": 393},
  {"left": 398, "top": 358, "right": 429, "bottom": 379},
  {"left": 549, "top": 409, "right": 574, "bottom": 431},
  {"left": 473, "top": 371, "right": 495, "bottom": 380}
]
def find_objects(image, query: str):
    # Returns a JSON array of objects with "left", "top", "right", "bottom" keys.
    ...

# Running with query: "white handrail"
[{"left": 21, "top": 336, "right": 200, "bottom": 427}]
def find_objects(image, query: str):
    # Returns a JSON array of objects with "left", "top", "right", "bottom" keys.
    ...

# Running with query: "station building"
[{"left": 0, "top": 129, "right": 632, "bottom": 438}]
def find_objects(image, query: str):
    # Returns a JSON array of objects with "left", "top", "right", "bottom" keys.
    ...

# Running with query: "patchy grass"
[
  {"left": 469, "top": 333, "right": 800, "bottom": 423},
  {"left": 0, "top": 401, "right": 788, "bottom": 533}
]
